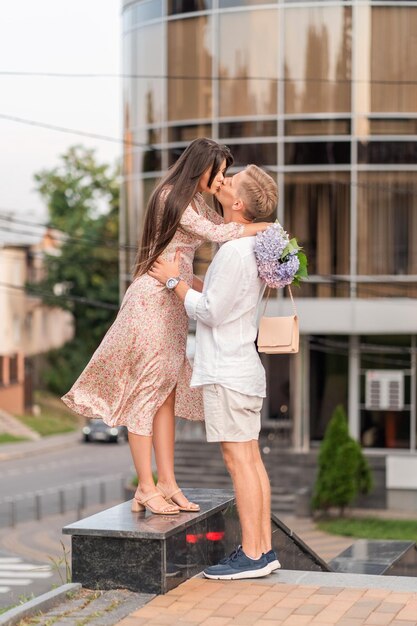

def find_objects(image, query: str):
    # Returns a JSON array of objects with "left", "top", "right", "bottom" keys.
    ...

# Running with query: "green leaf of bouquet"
[{"left": 297, "top": 252, "right": 309, "bottom": 278}]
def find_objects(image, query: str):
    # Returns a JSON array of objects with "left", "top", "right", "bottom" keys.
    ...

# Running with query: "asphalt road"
[
  {"left": 0, "top": 434, "right": 135, "bottom": 609},
  {"left": 0, "top": 436, "right": 134, "bottom": 528}
]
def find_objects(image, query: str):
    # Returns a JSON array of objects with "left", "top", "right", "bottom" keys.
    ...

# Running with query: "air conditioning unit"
[{"left": 365, "top": 370, "right": 404, "bottom": 411}]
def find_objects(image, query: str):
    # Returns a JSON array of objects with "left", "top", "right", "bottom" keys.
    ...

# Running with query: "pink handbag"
[{"left": 257, "top": 286, "right": 299, "bottom": 354}]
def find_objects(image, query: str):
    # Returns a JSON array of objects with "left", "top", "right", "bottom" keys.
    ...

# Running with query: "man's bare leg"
[
  {"left": 251, "top": 440, "right": 272, "bottom": 553},
  {"left": 221, "top": 441, "right": 263, "bottom": 559}
]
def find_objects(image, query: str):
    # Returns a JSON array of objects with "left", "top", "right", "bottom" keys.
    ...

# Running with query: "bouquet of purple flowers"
[{"left": 254, "top": 221, "right": 308, "bottom": 289}]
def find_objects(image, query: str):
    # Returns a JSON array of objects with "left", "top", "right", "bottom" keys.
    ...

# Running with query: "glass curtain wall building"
[{"left": 121, "top": 0, "right": 417, "bottom": 456}]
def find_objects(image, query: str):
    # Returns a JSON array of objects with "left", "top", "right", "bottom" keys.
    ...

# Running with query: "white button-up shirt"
[{"left": 184, "top": 237, "right": 266, "bottom": 397}]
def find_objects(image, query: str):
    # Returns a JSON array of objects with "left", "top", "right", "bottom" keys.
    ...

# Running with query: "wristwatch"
[{"left": 165, "top": 276, "right": 181, "bottom": 290}]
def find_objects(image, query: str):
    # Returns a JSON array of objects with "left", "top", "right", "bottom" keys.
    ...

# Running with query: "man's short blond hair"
[{"left": 237, "top": 165, "right": 278, "bottom": 221}]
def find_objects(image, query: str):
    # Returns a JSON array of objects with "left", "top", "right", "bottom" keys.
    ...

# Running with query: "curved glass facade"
[
  {"left": 121, "top": 0, "right": 417, "bottom": 299},
  {"left": 121, "top": 0, "right": 417, "bottom": 453}
]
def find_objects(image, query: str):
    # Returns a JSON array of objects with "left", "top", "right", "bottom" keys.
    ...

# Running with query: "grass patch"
[
  {"left": 0, "top": 433, "right": 28, "bottom": 444},
  {"left": 16, "top": 391, "right": 82, "bottom": 437},
  {"left": 317, "top": 517, "right": 417, "bottom": 542}
]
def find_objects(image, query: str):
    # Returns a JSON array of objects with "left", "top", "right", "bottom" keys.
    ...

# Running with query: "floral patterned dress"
[{"left": 61, "top": 192, "right": 244, "bottom": 435}]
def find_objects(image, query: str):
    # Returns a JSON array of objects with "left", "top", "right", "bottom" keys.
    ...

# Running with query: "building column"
[
  {"left": 17, "top": 352, "right": 25, "bottom": 384},
  {"left": 411, "top": 335, "right": 416, "bottom": 451},
  {"left": 2, "top": 356, "right": 10, "bottom": 386},
  {"left": 291, "top": 335, "right": 310, "bottom": 451},
  {"left": 348, "top": 335, "right": 360, "bottom": 440}
]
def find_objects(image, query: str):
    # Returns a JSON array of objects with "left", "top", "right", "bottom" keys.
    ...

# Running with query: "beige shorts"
[{"left": 202, "top": 384, "right": 263, "bottom": 443}]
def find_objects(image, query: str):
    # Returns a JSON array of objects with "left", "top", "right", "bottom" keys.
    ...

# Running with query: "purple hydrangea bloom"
[
  {"left": 254, "top": 223, "right": 300, "bottom": 288},
  {"left": 275, "top": 254, "right": 300, "bottom": 288}
]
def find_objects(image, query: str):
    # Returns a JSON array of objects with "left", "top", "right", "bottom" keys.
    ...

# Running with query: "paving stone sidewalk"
[{"left": 115, "top": 575, "right": 417, "bottom": 626}]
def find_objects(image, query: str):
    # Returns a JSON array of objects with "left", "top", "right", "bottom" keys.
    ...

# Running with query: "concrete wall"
[
  {"left": 0, "top": 383, "right": 25, "bottom": 415},
  {"left": 0, "top": 247, "right": 74, "bottom": 357},
  {"left": 386, "top": 455, "right": 417, "bottom": 511},
  {"left": 270, "top": 298, "right": 417, "bottom": 335}
]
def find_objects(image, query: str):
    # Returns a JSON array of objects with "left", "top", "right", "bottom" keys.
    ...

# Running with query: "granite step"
[{"left": 63, "top": 488, "right": 329, "bottom": 595}]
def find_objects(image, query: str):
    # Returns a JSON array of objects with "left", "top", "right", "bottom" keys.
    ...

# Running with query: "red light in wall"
[
  {"left": 206, "top": 531, "right": 225, "bottom": 542},
  {"left": 186, "top": 533, "right": 204, "bottom": 544}
]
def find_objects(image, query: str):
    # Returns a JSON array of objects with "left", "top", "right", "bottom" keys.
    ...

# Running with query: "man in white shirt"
[{"left": 149, "top": 164, "right": 280, "bottom": 580}]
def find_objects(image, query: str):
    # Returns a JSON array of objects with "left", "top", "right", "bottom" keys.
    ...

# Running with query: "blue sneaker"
[
  {"left": 264, "top": 549, "right": 281, "bottom": 573},
  {"left": 203, "top": 546, "right": 270, "bottom": 580}
]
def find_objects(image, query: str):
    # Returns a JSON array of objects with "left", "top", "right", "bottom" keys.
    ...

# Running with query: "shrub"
[{"left": 312, "top": 405, "right": 373, "bottom": 516}]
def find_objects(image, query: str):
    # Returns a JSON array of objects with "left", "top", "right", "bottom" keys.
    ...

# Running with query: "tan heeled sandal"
[
  {"left": 131, "top": 491, "right": 179, "bottom": 515},
  {"left": 157, "top": 484, "right": 200, "bottom": 513}
]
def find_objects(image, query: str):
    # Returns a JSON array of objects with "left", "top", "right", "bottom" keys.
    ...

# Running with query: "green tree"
[
  {"left": 312, "top": 405, "right": 373, "bottom": 516},
  {"left": 32, "top": 146, "right": 120, "bottom": 394}
]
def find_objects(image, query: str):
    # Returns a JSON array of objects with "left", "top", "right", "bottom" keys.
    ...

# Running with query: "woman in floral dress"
[{"left": 62, "top": 138, "right": 270, "bottom": 515}]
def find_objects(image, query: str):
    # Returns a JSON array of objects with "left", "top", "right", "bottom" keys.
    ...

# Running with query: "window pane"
[
  {"left": 219, "top": 10, "right": 278, "bottom": 117},
  {"left": 168, "top": 0, "right": 212, "bottom": 15},
  {"left": 285, "top": 6, "right": 352, "bottom": 114},
  {"left": 368, "top": 118, "right": 417, "bottom": 136},
  {"left": 142, "top": 147, "right": 163, "bottom": 172},
  {"left": 168, "top": 147, "right": 185, "bottom": 166},
  {"left": 130, "top": 24, "right": 164, "bottom": 130},
  {"left": 131, "top": 0, "right": 163, "bottom": 25},
  {"left": 360, "top": 336, "right": 411, "bottom": 450},
  {"left": 309, "top": 336, "right": 349, "bottom": 440},
  {"left": 357, "top": 172, "right": 417, "bottom": 280},
  {"left": 168, "top": 124, "right": 212, "bottom": 142},
  {"left": 285, "top": 173, "right": 350, "bottom": 297},
  {"left": 358, "top": 141, "right": 417, "bottom": 165},
  {"left": 285, "top": 119, "right": 351, "bottom": 136},
  {"left": 219, "top": 120, "right": 277, "bottom": 139},
  {"left": 168, "top": 17, "right": 212, "bottom": 121},
  {"left": 357, "top": 283, "right": 417, "bottom": 299},
  {"left": 285, "top": 141, "right": 350, "bottom": 165},
  {"left": 229, "top": 143, "right": 277, "bottom": 166},
  {"left": 356, "top": 6, "right": 417, "bottom": 114},
  {"left": 220, "top": 0, "right": 276, "bottom": 7}
]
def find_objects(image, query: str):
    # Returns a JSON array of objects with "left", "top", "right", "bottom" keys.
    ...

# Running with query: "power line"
[
  {"left": 2, "top": 222, "right": 416, "bottom": 297},
  {"left": 0, "top": 222, "right": 125, "bottom": 252},
  {"left": 1, "top": 70, "right": 417, "bottom": 86},
  {"left": 2, "top": 184, "right": 417, "bottom": 257},
  {"left": 309, "top": 337, "right": 412, "bottom": 362},
  {"left": 2, "top": 112, "right": 417, "bottom": 167},
  {"left": 0, "top": 219, "right": 415, "bottom": 265},
  {"left": 0, "top": 214, "right": 136, "bottom": 251},
  {"left": 0, "top": 282, "right": 119, "bottom": 311},
  {"left": 0, "top": 113, "right": 155, "bottom": 150}
]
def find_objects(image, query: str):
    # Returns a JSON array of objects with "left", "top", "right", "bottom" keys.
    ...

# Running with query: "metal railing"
[{"left": 0, "top": 473, "right": 130, "bottom": 528}]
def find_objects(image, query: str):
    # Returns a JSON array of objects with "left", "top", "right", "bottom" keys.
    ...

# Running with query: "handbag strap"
[{"left": 262, "top": 285, "right": 297, "bottom": 316}]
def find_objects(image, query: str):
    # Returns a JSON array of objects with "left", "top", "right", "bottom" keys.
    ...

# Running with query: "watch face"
[{"left": 166, "top": 278, "right": 179, "bottom": 290}]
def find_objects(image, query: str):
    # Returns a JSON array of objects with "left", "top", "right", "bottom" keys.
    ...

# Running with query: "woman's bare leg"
[
  {"left": 153, "top": 388, "right": 198, "bottom": 509},
  {"left": 128, "top": 430, "right": 176, "bottom": 512}
]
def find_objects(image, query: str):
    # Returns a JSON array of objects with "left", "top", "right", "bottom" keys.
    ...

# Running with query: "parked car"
[{"left": 82, "top": 418, "right": 128, "bottom": 443}]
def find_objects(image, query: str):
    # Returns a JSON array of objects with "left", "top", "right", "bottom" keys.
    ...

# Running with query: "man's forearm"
[{"left": 192, "top": 275, "right": 204, "bottom": 292}]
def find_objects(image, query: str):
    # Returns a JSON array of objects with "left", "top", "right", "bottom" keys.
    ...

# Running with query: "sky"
[{"left": 0, "top": 0, "right": 121, "bottom": 223}]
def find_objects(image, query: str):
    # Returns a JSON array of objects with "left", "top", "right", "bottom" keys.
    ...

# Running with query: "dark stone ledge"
[
  {"left": 63, "top": 488, "right": 329, "bottom": 594},
  {"left": 63, "top": 488, "right": 235, "bottom": 540}
]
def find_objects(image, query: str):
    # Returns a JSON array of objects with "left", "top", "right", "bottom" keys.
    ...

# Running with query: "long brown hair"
[{"left": 133, "top": 138, "right": 233, "bottom": 277}]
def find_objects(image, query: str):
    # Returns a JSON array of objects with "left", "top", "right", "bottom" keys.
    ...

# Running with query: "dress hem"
[{"left": 61, "top": 393, "right": 204, "bottom": 437}]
